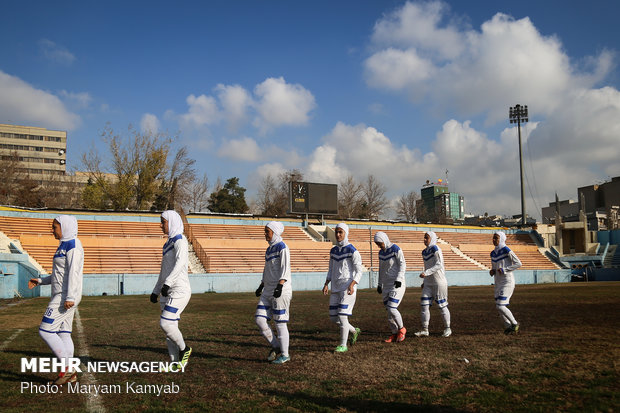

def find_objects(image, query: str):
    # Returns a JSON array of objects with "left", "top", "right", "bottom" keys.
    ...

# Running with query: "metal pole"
[{"left": 517, "top": 119, "right": 526, "bottom": 226}]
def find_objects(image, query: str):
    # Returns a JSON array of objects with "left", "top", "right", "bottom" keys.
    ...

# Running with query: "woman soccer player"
[
  {"left": 490, "top": 231, "right": 522, "bottom": 334},
  {"left": 29, "top": 215, "right": 84, "bottom": 385}
]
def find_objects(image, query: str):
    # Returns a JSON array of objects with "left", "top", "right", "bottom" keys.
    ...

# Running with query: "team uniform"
[
  {"left": 491, "top": 231, "right": 522, "bottom": 333},
  {"left": 151, "top": 210, "right": 192, "bottom": 368},
  {"left": 374, "top": 232, "right": 407, "bottom": 342},
  {"left": 255, "top": 221, "right": 292, "bottom": 364},
  {"left": 416, "top": 231, "right": 451, "bottom": 337},
  {"left": 325, "top": 223, "right": 362, "bottom": 352},
  {"left": 35, "top": 215, "right": 84, "bottom": 384}
]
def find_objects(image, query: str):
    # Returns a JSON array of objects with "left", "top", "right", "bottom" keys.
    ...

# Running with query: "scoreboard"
[{"left": 289, "top": 182, "right": 338, "bottom": 215}]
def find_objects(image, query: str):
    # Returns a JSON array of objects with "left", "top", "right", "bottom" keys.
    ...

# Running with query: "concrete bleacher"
[
  {"left": 188, "top": 223, "right": 312, "bottom": 241},
  {"left": 0, "top": 215, "right": 167, "bottom": 274}
]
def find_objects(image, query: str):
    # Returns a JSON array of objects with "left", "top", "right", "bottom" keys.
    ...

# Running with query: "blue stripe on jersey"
[
  {"left": 330, "top": 244, "right": 357, "bottom": 262},
  {"left": 379, "top": 245, "right": 400, "bottom": 261},
  {"left": 163, "top": 305, "right": 178, "bottom": 313},
  {"left": 420, "top": 296, "right": 433, "bottom": 301},
  {"left": 495, "top": 296, "right": 508, "bottom": 301},
  {"left": 54, "top": 239, "right": 76, "bottom": 259},
  {"left": 421, "top": 245, "right": 438, "bottom": 261},
  {"left": 338, "top": 304, "right": 349, "bottom": 309},
  {"left": 57, "top": 330, "right": 72, "bottom": 334},
  {"left": 491, "top": 246, "right": 512, "bottom": 262},
  {"left": 265, "top": 242, "right": 286, "bottom": 262},
  {"left": 329, "top": 305, "right": 339, "bottom": 310},
  {"left": 42, "top": 316, "right": 54, "bottom": 324},
  {"left": 257, "top": 305, "right": 271, "bottom": 310},
  {"left": 388, "top": 297, "right": 400, "bottom": 304},
  {"left": 273, "top": 309, "right": 286, "bottom": 315},
  {"left": 160, "top": 315, "right": 180, "bottom": 321},
  {"left": 437, "top": 298, "right": 447, "bottom": 304},
  {"left": 162, "top": 234, "right": 183, "bottom": 256}
]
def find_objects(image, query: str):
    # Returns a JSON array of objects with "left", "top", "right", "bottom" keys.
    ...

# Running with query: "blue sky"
[{"left": 1, "top": 0, "right": 619, "bottom": 219}]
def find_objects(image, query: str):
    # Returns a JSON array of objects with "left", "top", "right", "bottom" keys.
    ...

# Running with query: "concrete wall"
[
  {"left": 6, "top": 269, "right": 571, "bottom": 298},
  {"left": 0, "top": 253, "right": 41, "bottom": 299}
]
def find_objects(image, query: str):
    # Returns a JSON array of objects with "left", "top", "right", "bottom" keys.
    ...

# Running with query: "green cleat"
[
  {"left": 334, "top": 345, "right": 348, "bottom": 353},
  {"left": 179, "top": 347, "right": 192, "bottom": 368},
  {"left": 351, "top": 327, "right": 361, "bottom": 345}
]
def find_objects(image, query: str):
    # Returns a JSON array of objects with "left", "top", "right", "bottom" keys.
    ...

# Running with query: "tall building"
[
  {"left": 417, "top": 180, "right": 464, "bottom": 222},
  {"left": 0, "top": 123, "right": 67, "bottom": 179}
]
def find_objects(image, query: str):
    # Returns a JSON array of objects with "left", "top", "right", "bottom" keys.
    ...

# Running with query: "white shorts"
[
  {"left": 39, "top": 295, "right": 76, "bottom": 334},
  {"left": 255, "top": 291, "right": 291, "bottom": 323},
  {"left": 421, "top": 282, "right": 448, "bottom": 308},
  {"left": 494, "top": 281, "right": 515, "bottom": 306},
  {"left": 159, "top": 293, "right": 191, "bottom": 322},
  {"left": 383, "top": 286, "right": 406, "bottom": 309},
  {"left": 329, "top": 289, "right": 357, "bottom": 317}
]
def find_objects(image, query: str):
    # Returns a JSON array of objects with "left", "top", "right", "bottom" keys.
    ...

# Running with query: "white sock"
[
  {"left": 275, "top": 323, "right": 289, "bottom": 357},
  {"left": 256, "top": 317, "right": 278, "bottom": 348},
  {"left": 440, "top": 307, "right": 451, "bottom": 328},
  {"left": 338, "top": 315, "right": 351, "bottom": 346},
  {"left": 420, "top": 305, "right": 430, "bottom": 329},
  {"left": 497, "top": 305, "right": 517, "bottom": 325},
  {"left": 58, "top": 332, "right": 75, "bottom": 358},
  {"left": 160, "top": 318, "right": 186, "bottom": 359},
  {"left": 166, "top": 338, "right": 179, "bottom": 361},
  {"left": 39, "top": 330, "right": 68, "bottom": 361},
  {"left": 387, "top": 307, "right": 403, "bottom": 330}
]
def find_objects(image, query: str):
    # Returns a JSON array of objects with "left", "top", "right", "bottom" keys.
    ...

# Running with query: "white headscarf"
[
  {"left": 335, "top": 222, "right": 349, "bottom": 247},
  {"left": 425, "top": 231, "right": 437, "bottom": 248},
  {"left": 161, "top": 210, "right": 184, "bottom": 238},
  {"left": 55, "top": 215, "right": 78, "bottom": 242},
  {"left": 494, "top": 231, "right": 507, "bottom": 252},
  {"left": 266, "top": 221, "right": 284, "bottom": 246},
  {"left": 373, "top": 231, "right": 392, "bottom": 249}
]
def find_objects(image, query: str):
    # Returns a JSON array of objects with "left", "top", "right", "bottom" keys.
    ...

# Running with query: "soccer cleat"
[
  {"left": 179, "top": 347, "right": 192, "bottom": 368},
  {"left": 384, "top": 334, "right": 398, "bottom": 343},
  {"left": 267, "top": 347, "right": 280, "bottom": 362},
  {"left": 414, "top": 329, "right": 429, "bottom": 337},
  {"left": 504, "top": 324, "right": 519, "bottom": 335},
  {"left": 396, "top": 327, "right": 407, "bottom": 342},
  {"left": 442, "top": 328, "right": 452, "bottom": 337},
  {"left": 351, "top": 328, "right": 361, "bottom": 345},
  {"left": 334, "top": 345, "right": 348, "bottom": 353},
  {"left": 272, "top": 354, "right": 290, "bottom": 364},
  {"left": 49, "top": 370, "right": 77, "bottom": 385}
]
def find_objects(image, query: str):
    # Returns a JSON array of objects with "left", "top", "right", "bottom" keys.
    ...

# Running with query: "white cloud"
[
  {"left": 179, "top": 94, "right": 221, "bottom": 129},
  {"left": 217, "top": 137, "right": 262, "bottom": 162},
  {"left": 38, "top": 39, "right": 76, "bottom": 65},
  {"left": 140, "top": 113, "right": 161, "bottom": 134},
  {"left": 59, "top": 90, "right": 92, "bottom": 109},
  {"left": 215, "top": 84, "right": 252, "bottom": 131},
  {"left": 0, "top": 70, "right": 80, "bottom": 130},
  {"left": 365, "top": 1, "right": 613, "bottom": 124},
  {"left": 253, "top": 77, "right": 316, "bottom": 133}
]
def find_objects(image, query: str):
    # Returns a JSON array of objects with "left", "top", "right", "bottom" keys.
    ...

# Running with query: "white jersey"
[
  {"left": 261, "top": 241, "right": 292, "bottom": 297},
  {"left": 153, "top": 234, "right": 191, "bottom": 298},
  {"left": 39, "top": 238, "right": 84, "bottom": 305},
  {"left": 327, "top": 243, "right": 363, "bottom": 293},
  {"left": 421, "top": 245, "right": 447, "bottom": 286},
  {"left": 378, "top": 244, "right": 406, "bottom": 287},
  {"left": 491, "top": 246, "right": 522, "bottom": 286}
]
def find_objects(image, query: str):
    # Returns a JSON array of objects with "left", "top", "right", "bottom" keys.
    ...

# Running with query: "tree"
[
  {"left": 81, "top": 124, "right": 197, "bottom": 211},
  {"left": 256, "top": 169, "right": 304, "bottom": 216},
  {"left": 396, "top": 190, "right": 419, "bottom": 222},
  {"left": 359, "top": 175, "right": 388, "bottom": 219},
  {"left": 185, "top": 173, "right": 209, "bottom": 212},
  {"left": 208, "top": 177, "right": 249, "bottom": 213},
  {"left": 338, "top": 175, "right": 363, "bottom": 219},
  {"left": 0, "top": 151, "right": 24, "bottom": 205}
]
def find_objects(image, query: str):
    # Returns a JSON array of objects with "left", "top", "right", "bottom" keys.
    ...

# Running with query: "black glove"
[
  {"left": 150, "top": 293, "right": 158, "bottom": 303},
  {"left": 161, "top": 284, "right": 170, "bottom": 297},
  {"left": 255, "top": 284, "right": 263, "bottom": 297},
  {"left": 273, "top": 284, "right": 283, "bottom": 298},
  {"left": 394, "top": 281, "right": 402, "bottom": 288},
  {"left": 377, "top": 285, "right": 382, "bottom": 294}
]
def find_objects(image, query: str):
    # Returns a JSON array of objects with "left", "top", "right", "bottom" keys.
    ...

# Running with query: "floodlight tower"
[{"left": 509, "top": 104, "right": 529, "bottom": 226}]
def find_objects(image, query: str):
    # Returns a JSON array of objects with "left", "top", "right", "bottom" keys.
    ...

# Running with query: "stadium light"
[{"left": 509, "top": 104, "right": 528, "bottom": 227}]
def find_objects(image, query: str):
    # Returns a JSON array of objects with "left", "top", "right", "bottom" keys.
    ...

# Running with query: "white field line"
[
  {"left": 0, "top": 328, "right": 24, "bottom": 351},
  {"left": 75, "top": 309, "right": 107, "bottom": 413}
]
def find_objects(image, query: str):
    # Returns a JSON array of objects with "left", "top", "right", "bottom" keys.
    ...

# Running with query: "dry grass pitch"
[{"left": 1, "top": 282, "right": 618, "bottom": 412}]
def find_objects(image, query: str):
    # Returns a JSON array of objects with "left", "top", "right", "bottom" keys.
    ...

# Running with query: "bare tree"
[
  {"left": 256, "top": 169, "right": 304, "bottom": 216},
  {"left": 338, "top": 175, "right": 362, "bottom": 219},
  {"left": 185, "top": 173, "right": 209, "bottom": 212},
  {"left": 396, "top": 190, "right": 419, "bottom": 222},
  {"left": 360, "top": 174, "right": 388, "bottom": 219}
]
